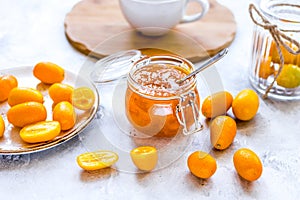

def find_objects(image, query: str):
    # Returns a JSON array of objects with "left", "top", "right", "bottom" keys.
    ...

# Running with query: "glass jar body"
[
  {"left": 125, "top": 55, "right": 201, "bottom": 137},
  {"left": 249, "top": 0, "right": 300, "bottom": 100}
]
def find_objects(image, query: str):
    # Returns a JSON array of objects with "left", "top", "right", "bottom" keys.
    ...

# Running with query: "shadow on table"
[
  {"left": 184, "top": 172, "right": 213, "bottom": 188},
  {"left": 80, "top": 168, "right": 119, "bottom": 183},
  {"left": 0, "top": 154, "right": 30, "bottom": 170},
  {"left": 0, "top": 134, "right": 81, "bottom": 171}
]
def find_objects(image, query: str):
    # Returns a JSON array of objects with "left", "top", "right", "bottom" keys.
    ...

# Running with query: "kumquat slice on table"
[{"left": 77, "top": 150, "right": 119, "bottom": 171}]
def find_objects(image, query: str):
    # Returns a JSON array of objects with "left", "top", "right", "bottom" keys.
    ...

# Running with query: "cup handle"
[{"left": 180, "top": 0, "right": 210, "bottom": 23}]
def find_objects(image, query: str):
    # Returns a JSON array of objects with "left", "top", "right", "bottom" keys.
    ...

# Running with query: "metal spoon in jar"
[{"left": 177, "top": 48, "right": 229, "bottom": 84}]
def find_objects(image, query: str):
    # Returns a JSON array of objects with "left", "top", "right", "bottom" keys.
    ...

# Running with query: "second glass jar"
[{"left": 249, "top": 0, "right": 300, "bottom": 100}]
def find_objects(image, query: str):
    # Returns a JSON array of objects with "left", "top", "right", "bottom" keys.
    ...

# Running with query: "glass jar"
[
  {"left": 125, "top": 55, "right": 202, "bottom": 137},
  {"left": 249, "top": 0, "right": 300, "bottom": 100}
]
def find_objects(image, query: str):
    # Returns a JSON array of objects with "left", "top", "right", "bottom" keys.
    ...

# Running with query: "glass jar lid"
[{"left": 90, "top": 50, "right": 142, "bottom": 83}]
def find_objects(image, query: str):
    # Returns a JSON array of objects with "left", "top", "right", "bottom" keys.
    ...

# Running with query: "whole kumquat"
[
  {"left": 7, "top": 101, "right": 47, "bottom": 127},
  {"left": 210, "top": 115, "right": 237, "bottom": 150},
  {"left": 232, "top": 89, "right": 259, "bottom": 121},
  {"left": 187, "top": 151, "right": 217, "bottom": 179},
  {"left": 258, "top": 56, "right": 274, "bottom": 79},
  {"left": 19, "top": 121, "right": 61, "bottom": 143},
  {"left": 276, "top": 64, "right": 300, "bottom": 88},
  {"left": 201, "top": 91, "right": 233, "bottom": 118},
  {"left": 0, "top": 74, "right": 18, "bottom": 102},
  {"left": 8, "top": 87, "right": 44, "bottom": 107},
  {"left": 33, "top": 62, "right": 64, "bottom": 84},
  {"left": 233, "top": 148, "right": 263, "bottom": 181},
  {"left": 77, "top": 150, "right": 119, "bottom": 171},
  {"left": 130, "top": 146, "right": 158, "bottom": 171},
  {"left": 53, "top": 101, "right": 76, "bottom": 130},
  {"left": 0, "top": 115, "right": 5, "bottom": 137},
  {"left": 48, "top": 83, "right": 74, "bottom": 104}
]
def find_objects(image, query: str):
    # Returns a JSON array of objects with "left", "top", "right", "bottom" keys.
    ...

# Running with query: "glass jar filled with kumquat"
[
  {"left": 125, "top": 55, "right": 202, "bottom": 137},
  {"left": 249, "top": 0, "right": 300, "bottom": 100}
]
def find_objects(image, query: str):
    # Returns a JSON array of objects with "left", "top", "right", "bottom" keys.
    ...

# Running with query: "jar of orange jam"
[{"left": 125, "top": 55, "right": 202, "bottom": 137}]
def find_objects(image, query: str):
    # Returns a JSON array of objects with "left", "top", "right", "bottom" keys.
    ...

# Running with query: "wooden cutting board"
[{"left": 64, "top": 0, "right": 237, "bottom": 62}]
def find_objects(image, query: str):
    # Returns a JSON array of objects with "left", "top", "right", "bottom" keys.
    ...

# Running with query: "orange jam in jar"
[{"left": 125, "top": 55, "right": 201, "bottom": 137}]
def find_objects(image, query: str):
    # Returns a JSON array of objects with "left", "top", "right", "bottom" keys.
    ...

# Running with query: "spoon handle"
[{"left": 177, "top": 48, "right": 229, "bottom": 84}]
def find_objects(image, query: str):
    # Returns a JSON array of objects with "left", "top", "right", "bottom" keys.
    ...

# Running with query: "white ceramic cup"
[{"left": 119, "top": 0, "right": 210, "bottom": 36}]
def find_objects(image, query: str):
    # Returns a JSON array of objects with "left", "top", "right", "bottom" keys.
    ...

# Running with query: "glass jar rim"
[
  {"left": 127, "top": 55, "right": 197, "bottom": 100},
  {"left": 260, "top": 0, "right": 300, "bottom": 26}
]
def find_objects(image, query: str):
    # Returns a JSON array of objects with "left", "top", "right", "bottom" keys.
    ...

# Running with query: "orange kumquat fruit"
[
  {"left": 0, "top": 74, "right": 18, "bottom": 102},
  {"left": 201, "top": 91, "right": 233, "bottom": 118},
  {"left": 0, "top": 115, "right": 5, "bottom": 137},
  {"left": 7, "top": 101, "right": 47, "bottom": 127},
  {"left": 8, "top": 87, "right": 44, "bottom": 107},
  {"left": 48, "top": 83, "right": 74, "bottom": 104},
  {"left": 52, "top": 101, "right": 76, "bottom": 130},
  {"left": 187, "top": 151, "right": 217, "bottom": 179},
  {"left": 233, "top": 148, "right": 263, "bottom": 181},
  {"left": 232, "top": 89, "right": 259, "bottom": 121},
  {"left": 276, "top": 64, "right": 300, "bottom": 88},
  {"left": 210, "top": 115, "right": 237, "bottom": 150},
  {"left": 258, "top": 56, "right": 274, "bottom": 79},
  {"left": 33, "top": 62, "right": 64, "bottom": 84}
]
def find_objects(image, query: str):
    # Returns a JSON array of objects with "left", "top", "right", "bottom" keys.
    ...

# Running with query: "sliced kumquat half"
[
  {"left": 130, "top": 146, "right": 158, "bottom": 171},
  {"left": 76, "top": 150, "right": 119, "bottom": 171},
  {"left": 19, "top": 121, "right": 61, "bottom": 143},
  {"left": 72, "top": 87, "right": 95, "bottom": 110}
]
